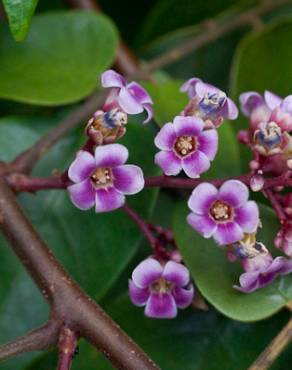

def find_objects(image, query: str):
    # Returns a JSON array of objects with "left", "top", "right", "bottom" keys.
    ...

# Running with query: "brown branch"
[
  {"left": 57, "top": 327, "right": 78, "bottom": 370},
  {"left": 0, "top": 320, "right": 60, "bottom": 362},
  {"left": 139, "top": 0, "right": 292, "bottom": 74},
  {"left": 0, "top": 177, "right": 159, "bottom": 370},
  {"left": 248, "top": 316, "right": 292, "bottom": 370}
]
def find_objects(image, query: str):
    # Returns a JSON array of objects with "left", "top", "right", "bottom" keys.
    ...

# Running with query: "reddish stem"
[
  {"left": 57, "top": 327, "right": 78, "bottom": 370},
  {"left": 263, "top": 189, "right": 287, "bottom": 223}
]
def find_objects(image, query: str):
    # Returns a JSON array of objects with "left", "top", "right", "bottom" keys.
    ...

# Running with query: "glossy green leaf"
[
  {"left": 2, "top": 0, "right": 38, "bottom": 42},
  {"left": 142, "top": 80, "right": 188, "bottom": 126},
  {"left": 25, "top": 294, "right": 291, "bottom": 370},
  {"left": 173, "top": 202, "right": 292, "bottom": 321},
  {"left": 0, "top": 116, "right": 158, "bottom": 369},
  {"left": 230, "top": 18, "right": 292, "bottom": 169},
  {"left": 0, "top": 11, "right": 118, "bottom": 105}
]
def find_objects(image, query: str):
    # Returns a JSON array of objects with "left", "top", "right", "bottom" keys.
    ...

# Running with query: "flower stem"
[
  {"left": 57, "top": 327, "right": 78, "bottom": 370},
  {"left": 248, "top": 316, "right": 292, "bottom": 370}
]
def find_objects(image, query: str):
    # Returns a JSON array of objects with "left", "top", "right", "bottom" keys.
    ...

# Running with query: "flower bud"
[{"left": 250, "top": 174, "right": 265, "bottom": 192}]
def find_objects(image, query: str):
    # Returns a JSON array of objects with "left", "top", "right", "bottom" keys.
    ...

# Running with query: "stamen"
[
  {"left": 174, "top": 136, "right": 196, "bottom": 157},
  {"left": 210, "top": 200, "right": 232, "bottom": 222},
  {"left": 150, "top": 278, "right": 173, "bottom": 294},
  {"left": 90, "top": 168, "right": 113, "bottom": 188}
]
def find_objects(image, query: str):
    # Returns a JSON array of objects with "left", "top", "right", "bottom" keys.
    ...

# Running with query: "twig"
[
  {"left": 0, "top": 320, "right": 60, "bottom": 362},
  {"left": 263, "top": 189, "right": 287, "bottom": 223},
  {"left": 10, "top": 91, "right": 106, "bottom": 174},
  {"left": 123, "top": 204, "right": 156, "bottom": 249},
  {"left": 139, "top": 0, "right": 292, "bottom": 74},
  {"left": 248, "top": 316, "right": 292, "bottom": 370},
  {"left": 57, "top": 327, "right": 78, "bottom": 370},
  {"left": 0, "top": 177, "right": 159, "bottom": 370}
]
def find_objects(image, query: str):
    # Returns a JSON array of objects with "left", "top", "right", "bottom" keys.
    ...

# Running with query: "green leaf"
[
  {"left": 230, "top": 18, "right": 292, "bottom": 170},
  {"left": 0, "top": 116, "right": 158, "bottom": 369},
  {"left": 0, "top": 11, "right": 118, "bottom": 105},
  {"left": 25, "top": 294, "right": 291, "bottom": 370},
  {"left": 173, "top": 202, "right": 292, "bottom": 321},
  {"left": 2, "top": 0, "right": 38, "bottom": 42},
  {"left": 142, "top": 80, "right": 188, "bottom": 126}
]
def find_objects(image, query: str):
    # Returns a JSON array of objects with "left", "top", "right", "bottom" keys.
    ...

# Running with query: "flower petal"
[
  {"left": 235, "top": 201, "right": 259, "bottom": 233},
  {"left": 258, "top": 271, "right": 278, "bottom": 288},
  {"left": 172, "top": 286, "right": 194, "bottom": 309},
  {"left": 196, "top": 81, "right": 221, "bottom": 99},
  {"left": 155, "top": 151, "right": 182, "bottom": 176},
  {"left": 264, "top": 90, "right": 282, "bottom": 110},
  {"left": 101, "top": 69, "right": 126, "bottom": 88},
  {"left": 198, "top": 129, "right": 218, "bottom": 160},
  {"left": 279, "top": 258, "right": 292, "bottom": 275},
  {"left": 180, "top": 77, "right": 201, "bottom": 98},
  {"left": 224, "top": 98, "right": 239, "bottom": 119},
  {"left": 127, "top": 82, "right": 153, "bottom": 104},
  {"left": 68, "top": 151, "right": 96, "bottom": 183},
  {"left": 281, "top": 95, "right": 292, "bottom": 114},
  {"left": 239, "top": 92, "right": 264, "bottom": 116},
  {"left": 173, "top": 116, "right": 203, "bottom": 137},
  {"left": 162, "top": 261, "right": 190, "bottom": 286},
  {"left": 187, "top": 183, "right": 218, "bottom": 214},
  {"left": 187, "top": 213, "right": 217, "bottom": 238},
  {"left": 68, "top": 179, "right": 95, "bottom": 210},
  {"left": 112, "top": 165, "right": 144, "bottom": 195},
  {"left": 213, "top": 222, "right": 243, "bottom": 245},
  {"left": 95, "top": 187, "right": 125, "bottom": 213},
  {"left": 118, "top": 87, "right": 143, "bottom": 114},
  {"left": 143, "top": 103, "right": 153, "bottom": 124},
  {"left": 145, "top": 293, "right": 177, "bottom": 318},
  {"left": 132, "top": 258, "right": 163, "bottom": 289},
  {"left": 218, "top": 180, "right": 249, "bottom": 208},
  {"left": 95, "top": 144, "right": 128, "bottom": 167},
  {"left": 182, "top": 151, "right": 210, "bottom": 178},
  {"left": 128, "top": 280, "right": 150, "bottom": 306},
  {"left": 154, "top": 123, "right": 177, "bottom": 150},
  {"left": 234, "top": 271, "right": 260, "bottom": 293}
]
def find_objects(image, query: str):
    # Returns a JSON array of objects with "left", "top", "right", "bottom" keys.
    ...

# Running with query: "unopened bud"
[
  {"left": 250, "top": 174, "right": 264, "bottom": 192},
  {"left": 249, "top": 160, "right": 260, "bottom": 171}
]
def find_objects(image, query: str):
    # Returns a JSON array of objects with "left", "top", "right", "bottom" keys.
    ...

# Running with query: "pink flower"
[
  {"left": 154, "top": 116, "right": 218, "bottom": 178},
  {"left": 180, "top": 77, "right": 238, "bottom": 124},
  {"left": 68, "top": 144, "right": 144, "bottom": 213},
  {"left": 129, "top": 258, "right": 194, "bottom": 318},
  {"left": 234, "top": 252, "right": 292, "bottom": 293},
  {"left": 187, "top": 180, "right": 259, "bottom": 245},
  {"left": 275, "top": 223, "right": 292, "bottom": 257},
  {"left": 101, "top": 70, "right": 153, "bottom": 123}
]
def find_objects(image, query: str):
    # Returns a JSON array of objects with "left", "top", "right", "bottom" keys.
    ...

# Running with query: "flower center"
[
  {"left": 174, "top": 136, "right": 196, "bottom": 157},
  {"left": 150, "top": 278, "right": 173, "bottom": 294},
  {"left": 210, "top": 200, "right": 232, "bottom": 222},
  {"left": 90, "top": 167, "right": 113, "bottom": 188},
  {"left": 254, "top": 121, "right": 282, "bottom": 149},
  {"left": 199, "top": 91, "right": 226, "bottom": 115}
]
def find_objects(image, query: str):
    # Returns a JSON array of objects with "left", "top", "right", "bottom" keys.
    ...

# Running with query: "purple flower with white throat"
[
  {"left": 187, "top": 180, "right": 259, "bottom": 245},
  {"left": 154, "top": 116, "right": 218, "bottom": 178},
  {"left": 68, "top": 144, "right": 144, "bottom": 213},
  {"left": 180, "top": 77, "right": 238, "bottom": 126},
  {"left": 234, "top": 251, "right": 292, "bottom": 293},
  {"left": 101, "top": 69, "right": 153, "bottom": 123},
  {"left": 129, "top": 258, "right": 194, "bottom": 318}
]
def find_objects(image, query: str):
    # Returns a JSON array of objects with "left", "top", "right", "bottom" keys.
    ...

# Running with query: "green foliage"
[
  {"left": 174, "top": 203, "right": 292, "bottom": 321},
  {"left": 0, "top": 11, "right": 118, "bottom": 105},
  {"left": 2, "top": 0, "right": 38, "bottom": 42}
]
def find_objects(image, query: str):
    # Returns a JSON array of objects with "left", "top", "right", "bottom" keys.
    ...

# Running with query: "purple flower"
[
  {"left": 68, "top": 144, "right": 144, "bottom": 213},
  {"left": 275, "top": 225, "right": 292, "bottom": 257},
  {"left": 180, "top": 77, "right": 238, "bottom": 122},
  {"left": 129, "top": 258, "right": 194, "bottom": 318},
  {"left": 240, "top": 91, "right": 292, "bottom": 132},
  {"left": 187, "top": 180, "right": 259, "bottom": 245},
  {"left": 234, "top": 252, "right": 292, "bottom": 293},
  {"left": 154, "top": 116, "right": 218, "bottom": 178},
  {"left": 101, "top": 70, "right": 153, "bottom": 123}
]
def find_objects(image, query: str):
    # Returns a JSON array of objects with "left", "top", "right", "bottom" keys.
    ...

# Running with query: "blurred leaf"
[
  {"left": 2, "top": 0, "right": 38, "bottom": 42},
  {"left": 0, "top": 117, "right": 158, "bottom": 368},
  {"left": 142, "top": 80, "right": 188, "bottom": 126},
  {"left": 0, "top": 11, "right": 118, "bottom": 105},
  {"left": 230, "top": 18, "right": 292, "bottom": 170},
  {"left": 173, "top": 202, "right": 292, "bottom": 321},
  {"left": 26, "top": 294, "right": 291, "bottom": 370}
]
